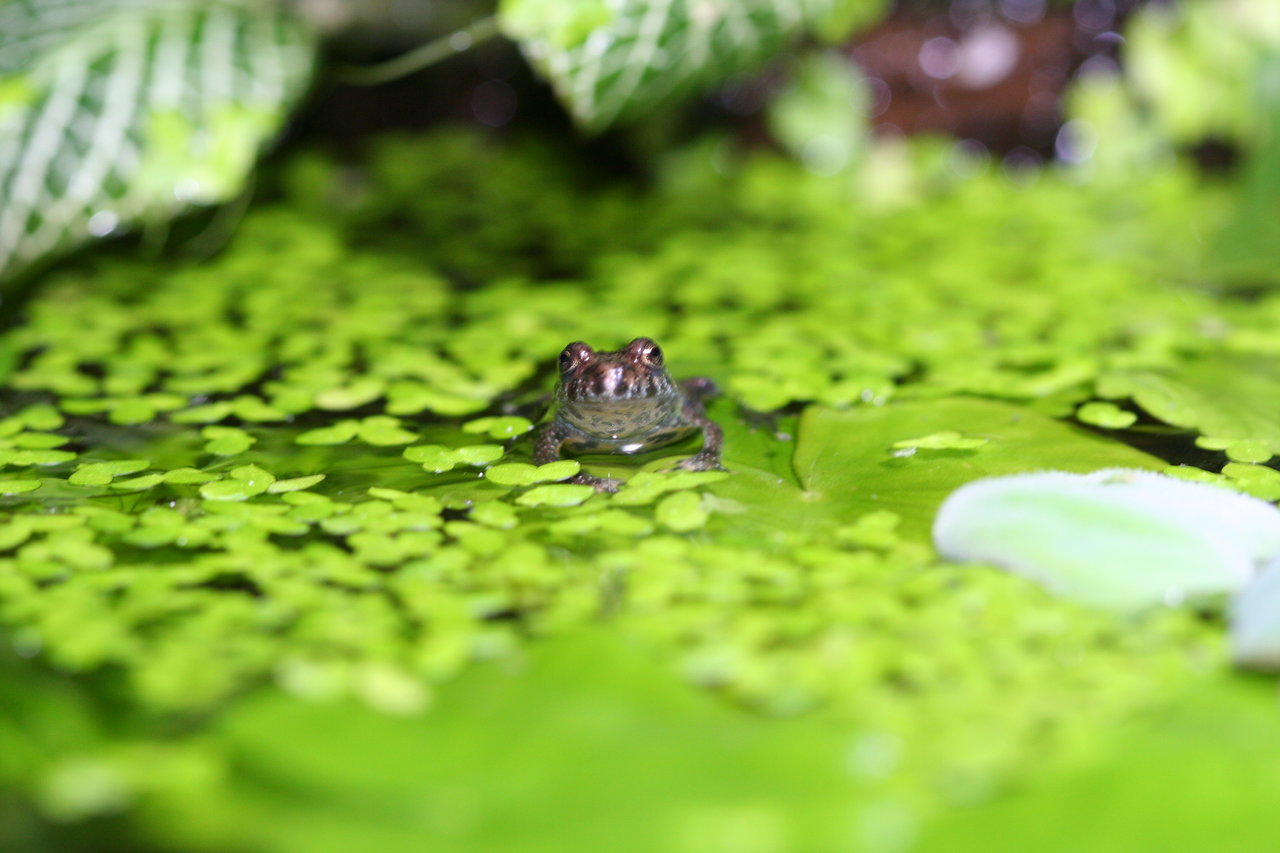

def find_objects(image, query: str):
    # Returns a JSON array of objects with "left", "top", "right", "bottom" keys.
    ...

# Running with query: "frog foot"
[
  {"left": 672, "top": 453, "right": 724, "bottom": 473},
  {"left": 570, "top": 472, "right": 622, "bottom": 493}
]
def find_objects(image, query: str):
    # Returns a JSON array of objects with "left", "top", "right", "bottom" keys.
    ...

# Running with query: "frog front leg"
[
  {"left": 674, "top": 378, "right": 725, "bottom": 472},
  {"left": 534, "top": 421, "right": 622, "bottom": 493}
]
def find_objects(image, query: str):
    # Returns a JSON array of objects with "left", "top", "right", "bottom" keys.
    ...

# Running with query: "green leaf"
[
  {"left": 68, "top": 459, "right": 149, "bottom": 486},
  {"left": 296, "top": 421, "right": 360, "bottom": 446},
  {"left": 713, "top": 398, "right": 1164, "bottom": 542},
  {"left": 462, "top": 416, "right": 534, "bottom": 439},
  {"left": 108, "top": 472, "right": 164, "bottom": 491},
  {"left": 402, "top": 444, "right": 457, "bottom": 473},
  {"left": 502, "top": 0, "right": 878, "bottom": 131},
  {"left": 163, "top": 467, "right": 221, "bottom": 484},
  {"left": 356, "top": 416, "right": 417, "bottom": 447},
  {"left": 654, "top": 489, "right": 709, "bottom": 531},
  {"left": 1075, "top": 401, "right": 1138, "bottom": 430},
  {"left": 267, "top": 474, "right": 326, "bottom": 494},
  {"left": 0, "top": 478, "right": 41, "bottom": 495},
  {"left": 0, "top": 0, "right": 317, "bottom": 281},
  {"left": 203, "top": 426, "right": 256, "bottom": 456},
  {"left": 1098, "top": 355, "right": 1280, "bottom": 463},
  {"left": 515, "top": 484, "right": 595, "bottom": 506}
]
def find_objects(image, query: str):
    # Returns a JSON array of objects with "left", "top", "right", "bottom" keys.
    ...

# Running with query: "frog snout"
[{"left": 602, "top": 365, "right": 625, "bottom": 394}]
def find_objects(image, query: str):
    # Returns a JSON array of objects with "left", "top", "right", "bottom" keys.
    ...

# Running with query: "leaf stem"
[{"left": 335, "top": 16, "right": 502, "bottom": 86}]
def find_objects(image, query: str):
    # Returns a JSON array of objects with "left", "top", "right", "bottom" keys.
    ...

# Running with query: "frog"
[{"left": 534, "top": 337, "right": 724, "bottom": 493}]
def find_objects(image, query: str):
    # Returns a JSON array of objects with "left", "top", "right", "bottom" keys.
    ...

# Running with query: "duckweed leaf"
[
  {"left": 171, "top": 402, "right": 236, "bottom": 424},
  {"left": 933, "top": 469, "right": 1280, "bottom": 611},
  {"left": 1098, "top": 356, "right": 1280, "bottom": 463},
  {"left": 68, "top": 460, "right": 149, "bottom": 486},
  {"left": 402, "top": 445, "right": 457, "bottom": 473},
  {"left": 296, "top": 421, "right": 360, "bottom": 446},
  {"left": 515, "top": 484, "right": 595, "bottom": 507},
  {"left": 164, "top": 468, "right": 221, "bottom": 485},
  {"left": 462, "top": 416, "right": 535, "bottom": 439},
  {"left": 315, "top": 379, "right": 384, "bottom": 411},
  {"left": 535, "top": 460, "right": 581, "bottom": 481},
  {"left": 12, "top": 404, "right": 64, "bottom": 430},
  {"left": 108, "top": 473, "right": 165, "bottom": 492},
  {"left": 202, "top": 426, "right": 256, "bottom": 456},
  {"left": 453, "top": 445, "right": 505, "bottom": 466},
  {"left": 0, "top": 478, "right": 41, "bottom": 495},
  {"left": 892, "top": 431, "right": 989, "bottom": 451},
  {"left": 229, "top": 465, "right": 276, "bottom": 489},
  {"left": 356, "top": 416, "right": 417, "bottom": 446},
  {"left": 1221, "top": 463, "right": 1280, "bottom": 501},
  {"left": 655, "top": 490, "right": 709, "bottom": 531},
  {"left": 484, "top": 463, "right": 539, "bottom": 486},
  {"left": 8, "top": 432, "right": 69, "bottom": 449},
  {"left": 1076, "top": 402, "right": 1138, "bottom": 429},
  {"left": 3, "top": 449, "right": 76, "bottom": 467},
  {"left": 469, "top": 501, "right": 520, "bottom": 529},
  {"left": 267, "top": 474, "right": 326, "bottom": 493},
  {"left": 201, "top": 479, "right": 267, "bottom": 502}
]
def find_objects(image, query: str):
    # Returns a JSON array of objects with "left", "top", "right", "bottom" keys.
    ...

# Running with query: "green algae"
[{"left": 0, "top": 125, "right": 1277, "bottom": 851}]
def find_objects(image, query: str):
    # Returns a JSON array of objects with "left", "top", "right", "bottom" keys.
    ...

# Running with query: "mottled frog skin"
[{"left": 534, "top": 338, "right": 724, "bottom": 492}]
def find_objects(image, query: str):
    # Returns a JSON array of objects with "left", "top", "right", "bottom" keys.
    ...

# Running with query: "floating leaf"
[
  {"left": 357, "top": 416, "right": 417, "bottom": 446},
  {"left": 515, "top": 483, "right": 595, "bottom": 507},
  {"left": 68, "top": 459, "right": 149, "bottom": 486},
  {"left": 462, "top": 416, "right": 534, "bottom": 439},
  {"left": 0, "top": 478, "right": 41, "bottom": 495},
  {"left": 171, "top": 402, "right": 236, "bottom": 424},
  {"left": 1098, "top": 356, "right": 1280, "bottom": 463},
  {"left": 485, "top": 460, "right": 580, "bottom": 486},
  {"left": 891, "top": 431, "right": 989, "bottom": 451},
  {"left": 108, "top": 473, "right": 165, "bottom": 491},
  {"left": 484, "top": 462, "right": 539, "bottom": 486},
  {"left": 296, "top": 421, "right": 360, "bottom": 446},
  {"left": 202, "top": 426, "right": 256, "bottom": 456},
  {"left": 655, "top": 490, "right": 709, "bottom": 531},
  {"left": 1076, "top": 401, "right": 1138, "bottom": 429},
  {"left": 453, "top": 444, "right": 505, "bottom": 466},
  {"left": 933, "top": 469, "right": 1280, "bottom": 611},
  {"left": 403, "top": 445, "right": 457, "bottom": 473},
  {"left": 163, "top": 468, "right": 221, "bottom": 484},
  {"left": 267, "top": 474, "right": 325, "bottom": 493}
]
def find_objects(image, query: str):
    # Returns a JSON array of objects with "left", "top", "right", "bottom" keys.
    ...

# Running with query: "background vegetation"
[{"left": 2, "top": 1, "right": 1280, "bottom": 850}]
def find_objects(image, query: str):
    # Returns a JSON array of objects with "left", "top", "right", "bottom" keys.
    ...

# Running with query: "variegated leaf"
[
  {"left": 0, "top": 0, "right": 316, "bottom": 282},
  {"left": 501, "top": 0, "right": 884, "bottom": 131}
]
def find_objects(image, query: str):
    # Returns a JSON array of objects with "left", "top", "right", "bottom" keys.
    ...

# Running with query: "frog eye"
[
  {"left": 559, "top": 342, "right": 593, "bottom": 372},
  {"left": 627, "top": 337, "right": 663, "bottom": 365}
]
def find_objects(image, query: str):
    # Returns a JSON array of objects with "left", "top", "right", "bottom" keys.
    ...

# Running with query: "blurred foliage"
[
  {"left": 3, "top": 0, "right": 1280, "bottom": 850},
  {"left": 0, "top": 0, "right": 316, "bottom": 282},
  {"left": 500, "top": 0, "right": 887, "bottom": 130},
  {"left": 1066, "top": 0, "right": 1280, "bottom": 175}
]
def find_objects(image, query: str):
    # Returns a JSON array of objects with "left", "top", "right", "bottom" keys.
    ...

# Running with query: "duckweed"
[{"left": 0, "top": 127, "right": 1274, "bottom": 850}]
